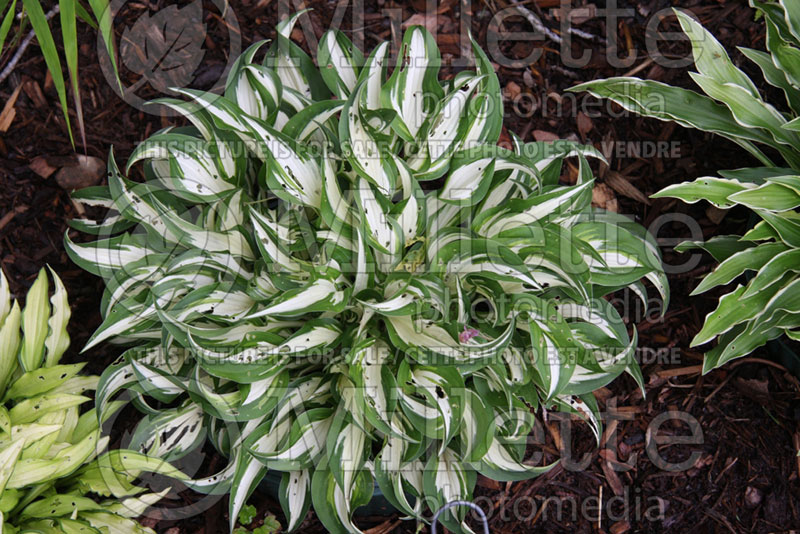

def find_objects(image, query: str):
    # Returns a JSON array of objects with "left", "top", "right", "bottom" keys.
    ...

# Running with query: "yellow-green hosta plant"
[
  {"left": 0, "top": 268, "right": 186, "bottom": 534},
  {"left": 66, "top": 13, "right": 668, "bottom": 534},
  {"left": 572, "top": 1, "right": 800, "bottom": 373}
]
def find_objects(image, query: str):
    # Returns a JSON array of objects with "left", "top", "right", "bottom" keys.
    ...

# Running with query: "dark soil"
[{"left": 1, "top": 0, "right": 799, "bottom": 532}]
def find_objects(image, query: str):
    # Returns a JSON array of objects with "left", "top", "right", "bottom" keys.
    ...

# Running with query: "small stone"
[
  {"left": 523, "top": 70, "right": 535, "bottom": 88},
  {"left": 503, "top": 81, "right": 521, "bottom": 101},
  {"left": 744, "top": 486, "right": 763, "bottom": 508},
  {"left": 54, "top": 155, "right": 105, "bottom": 190}
]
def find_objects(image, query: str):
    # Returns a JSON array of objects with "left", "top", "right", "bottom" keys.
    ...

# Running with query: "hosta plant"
[
  {"left": 572, "top": 1, "right": 800, "bottom": 373},
  {"left": 67, "top": 13, "right": 668, "bottom": 533},
  {"left": 0, "top": 268, "right": 185, "bottom": 534}
]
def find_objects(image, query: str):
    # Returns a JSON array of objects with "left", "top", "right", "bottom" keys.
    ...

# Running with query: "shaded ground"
[{"left": 0, "top": 0, "right": 798, "bottom": 532}]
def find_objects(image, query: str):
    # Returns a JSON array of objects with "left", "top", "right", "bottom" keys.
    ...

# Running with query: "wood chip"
[
  {"left": 600, "top": 418, "right": 619, "bottom": 449},
  {"left": 363, "top": 518, "right": 402, "bottom": 534},
  {"left": 600, "top": 458, "right": 625, "bottom": 496},
  {"left": 436, "top": 34, "right": 463, "bottom": 55},
  {"left": 606, "top": 171, "right": 651, "bottom": 205},
  {"left": 402, "top": 13, "right": 439, "bottom": 33},
  {"left": 29, "top": 156, "right": 58, "bottom": 179},
  {"left": 592, "top": 182, "right": 619, "bottom": 212},
  {"left": 22, "top": 79, "right": 48, "bottom": 109},
  {"left": 547, "top": 420, "right": 563, "bottom": 451},
  {"left": 0, "top": 82, "right": 23, "bottom": 133},
  {"left": 622, "top": 57, "right": 655, "bottom": 78},
  {"left": 0, "top": 206, "right": 27, "bottom": 232},
  {"left": 290, "top": 27, "right": 304, "bottom": 44},
  {"left": 476, "top": 474, "right": 501, "bottom": 490},
  {"left": 498, "top": 126, "right": 513, "bottom": 150},
  {"left": 71, "top": 198, "right": 86, "bottom": 218},
  {"left": 598, "top": 448, "right": 633, "bottom": 472},
  {"left": 553, "top": 4, "right": 597, "bottom": 25},
  {"left": 577, "top": 111, "right": 593, "bottom": 136},
  {"left": 744, "top": 486, "right": 763, "bottom": 508},
  {"left": 733, "top": 377, "right": 770, "bottom": 405},
  {"left": 610, "top": 520, "right": 631, "bottom": 534},
  {"left": 654, "top": 365, "right": 702, "bottom": 378}
]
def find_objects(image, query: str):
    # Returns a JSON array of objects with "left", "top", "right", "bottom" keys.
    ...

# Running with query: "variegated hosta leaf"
[
  {"left": 440, "top": 146, "right": 540, "bottom": 205},
  {"left": 226, "top": 41, "right": 282, "bottom": 121},
  {"left": 458, "top": 390, "right": 495, "bottom": 462},
  {"left": 382, "top": 25, "right": 443, "bottom": 140},
  {"left": 422, "top": 447, "right": 477, "bottom": 533},
  {"left": 129, "top": 402, "right": 206, "bottom": 461},
  {"left": 279, "top": 469, "right": 312, "bottom": 532},
  {"left": 19, "top": 494, "right": 104, "bottom": 519},
  {"left": 396, "top": 361, "right": 465, "bottom": 452},
  {"left": 407, "top": 75, "right": 483, "bottom": 180},
  {"left": 247, "top": 277, "right": 348, "bottom": 318},
  {"left": 373, "top": 422, "right": 423, "bottom": 518},
  {"left": 229, "top": 450, "right": 268, "bottom": 532},
  {"left": 65, "top": 15, "right": 668, "bottom": 534},
  {"left": 476, "top": 180, "right": 594, "bottom": 239},
  {"left": 267, "top": 10, "right": 327, "bottom": 101},
  {"left": 341, "top": 83, "right": 400, "bottom": 198},
  {"left": 318, "top": 30, "right": 363, "bottom": 99},
  {"left": 326, "top": 408, "right": 367, "bottom": 505},
  {"left": 477, "top": 438, "right": 557, "bottom": 482},
  {"left": 127, "top": 133, "right": 237, "bottom": 203},
  {"left": 571, "top": 4, "right": 800, "bottom": 372},
  {"left": 311, "top": 458, "right": 374, "bottom": 534},
  {"left": 248, "top": 408, "right": 333, "bottom": 471},
  {"left": 43, "top": 266, "right": 71, "bottom": 367}
]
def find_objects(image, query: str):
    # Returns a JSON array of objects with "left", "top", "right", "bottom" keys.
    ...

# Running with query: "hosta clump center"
[{"left": 67, "top": 14, "right": 668, "bottom": 534}]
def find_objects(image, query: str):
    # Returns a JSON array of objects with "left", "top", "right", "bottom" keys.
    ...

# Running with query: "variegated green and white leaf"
[
  {"left": 318, "top": 30, "right": 363, "bottom": 98},
  {"left": 279, "top": 469, "right": 312, "bottom": 531}
]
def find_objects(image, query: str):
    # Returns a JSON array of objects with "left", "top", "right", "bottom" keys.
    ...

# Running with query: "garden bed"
[{"left": 0, "top": 0, "right": 798, "bottom": 532}]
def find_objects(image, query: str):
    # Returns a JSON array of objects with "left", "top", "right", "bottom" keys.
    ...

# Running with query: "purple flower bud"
[{"left": 459, "top": 327, "right": 480, "bottom": 343}]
